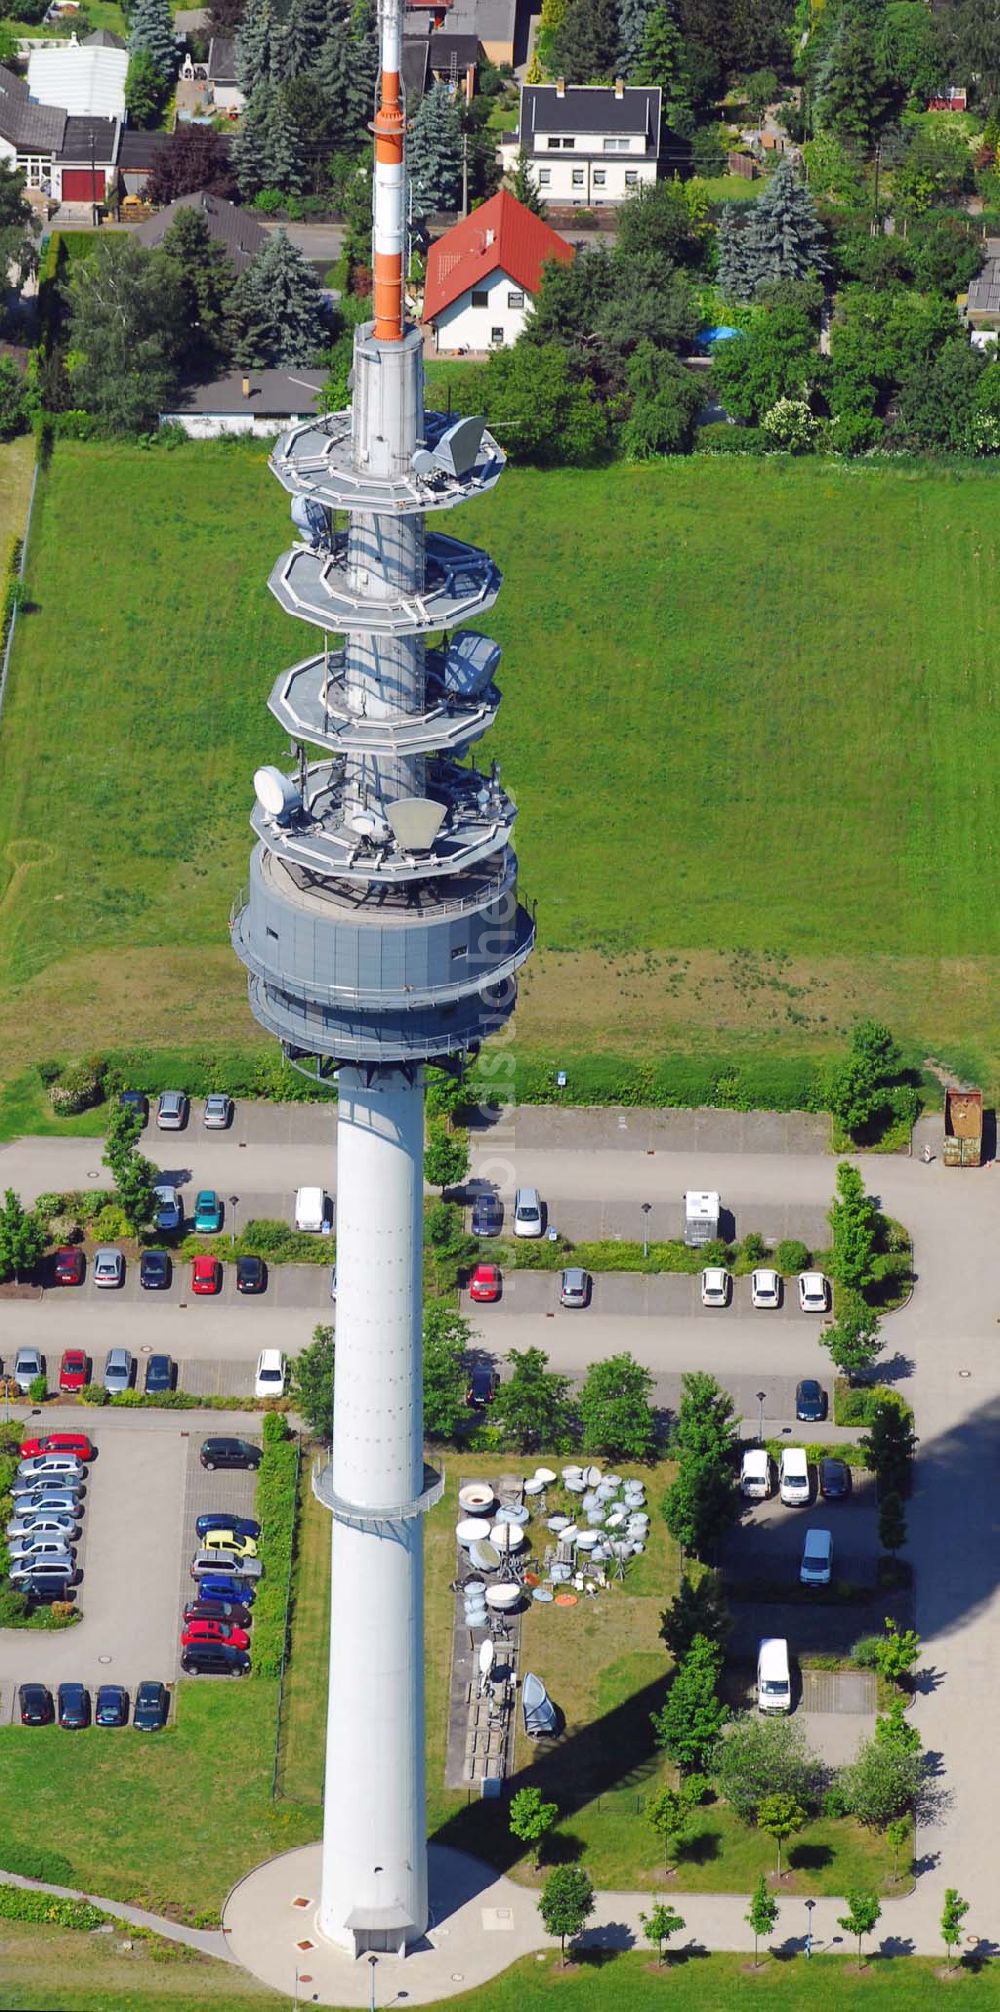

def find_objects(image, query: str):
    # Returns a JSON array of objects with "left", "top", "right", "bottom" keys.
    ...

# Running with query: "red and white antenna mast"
[{"left": 372, "top": 0, "right": 406, "bottom": 342}]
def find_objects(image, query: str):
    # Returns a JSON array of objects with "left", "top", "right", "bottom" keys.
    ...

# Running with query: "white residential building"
[{"left": 502, "top": 79, "right": 662, "bottom": 205}]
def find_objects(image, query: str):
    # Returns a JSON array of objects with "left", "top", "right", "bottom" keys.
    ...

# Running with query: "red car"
[
  {"left": 19, "top": 1431, "right": 94, "bottom": 1461},
  {"left": 58, "top": 1349, "right": 89, "bottom": 1394},
  {"left": 181, "top": 1618, "right": 250, "bottom": 1651},
  {"left": 191, "top": 1255, "right": 222, "bottom": 1296},
  {"left": 53, "top": 1246, "right": 85, "bottom": 1286},
  {"left": 469, "top": 1262, "right": 502, "bottom": 1304}
]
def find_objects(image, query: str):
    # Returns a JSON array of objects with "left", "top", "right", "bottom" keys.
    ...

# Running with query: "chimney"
[
  {"left": 555, "top": 76, "right": 565, "bottom": 97},
  {"left": 241, "top": 376, "right": 251, "bottom": 398},
  {"left": 614, "top": 76, "right": 624, "bottom": 99},
  {"left": 485, "top": 227, "right": 495, "bottom": 246}
]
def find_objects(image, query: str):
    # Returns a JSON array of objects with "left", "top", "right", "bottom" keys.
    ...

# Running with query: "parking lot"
[
  {"left": 461, "top": 1268, "right": 831, "bottom": 1322},
  {"left": 0, "top": 1414, "right": 262, "bottom": 1716}
]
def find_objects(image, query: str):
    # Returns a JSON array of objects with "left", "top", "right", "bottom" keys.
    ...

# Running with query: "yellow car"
[{"left": 201, "top": 1528, "right": 258, "bottom": 1559}]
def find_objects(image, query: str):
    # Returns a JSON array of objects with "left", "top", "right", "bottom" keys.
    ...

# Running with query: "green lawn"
[
  {"left": 5, "top": 444, "right": 1000, "bottom": 1085},
  {"left": 2, "top": 1937, "right": 999, "bottom": 2012}
]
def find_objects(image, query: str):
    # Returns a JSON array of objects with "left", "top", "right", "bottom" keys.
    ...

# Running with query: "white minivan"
[
  {"left": 778, "top": 1447, "right": 810, "bottom": 1506},
  {"left": 740, "top": 1448, "right": 772, "bottom": 1500},
  {"left": 294, "top": 1187, "right": 332, "bottom": 1233},
  {"left": 800, "top": 1528, "right": 833, "bottom": 1586},
  {"left": 757, "top": 1637, "right": 791, "bottom": 1713},
  {"left": 513, "top": 1188, "right": 543, "bottom": 1238}
]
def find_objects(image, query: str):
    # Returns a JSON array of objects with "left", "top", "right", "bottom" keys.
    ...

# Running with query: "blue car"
[
  {"left": 195, "top": 1512, "right": 261, "bottom": 1541},
  {"left": 198, "top": 1574, "right": 255, "bottom": 1608}
]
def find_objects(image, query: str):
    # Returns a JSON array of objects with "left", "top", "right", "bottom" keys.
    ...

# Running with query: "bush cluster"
[
  {"left": 47, "top": 1058, "right": 106, "bottom": 1115},
  {"left": 0, "top": 1885, "right": 107, "bottom": 1931},
  {"left": 178, "top": 1222, "right": 335, "bottom": 1266},
  {"left": 250, "top": 1414, "right": 299, "bottom": 1680},
  {"left": 466, "top": 1052, "right": 823, "bottom": 1113}
]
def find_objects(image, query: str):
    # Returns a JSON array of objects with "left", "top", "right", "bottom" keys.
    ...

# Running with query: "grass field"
[
  {"left": 3, "top": 443, "right": 1000, "bottom": 1086},
  {"left": 2, "top": 1935, "right": 999, "bottom": 2012}
]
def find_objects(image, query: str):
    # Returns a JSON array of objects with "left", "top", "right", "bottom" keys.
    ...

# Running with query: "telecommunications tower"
[{"left": 231, "top": 0, "right": 533, "bottom": 1957}]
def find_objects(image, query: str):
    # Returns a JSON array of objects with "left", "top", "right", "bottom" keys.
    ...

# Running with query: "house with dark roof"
[
  {"left": 207, "top": 37, "right": 244, "bottom": 115},
  {"left": 162, "top": 367, "right": 327, "bottom": 438},
  {"left": 135, "top": 189, "right": 267, "bottom": 273},
  {"left": 54, "top": 114, "right": 119, "bottom": 203},
  {"left": 502, "top": 79, "right": 662, "bottom": 204},
  {"left": 405, "top": 0, "right": 517, "bottom": 65},
  {"left": 422, "top": 187, "right": 572, "bottom": 351},
  {"left": 966, "top": 256, "right": 1000, "bottom": 344},
  {"left": 118, "top": 126, "right": 172, "bottom": 196},
  {"left": 0, "top": 64, "right": 67, "bottom": 192}
]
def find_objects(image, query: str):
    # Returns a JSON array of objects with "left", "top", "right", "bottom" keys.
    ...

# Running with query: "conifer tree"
[
  {"left": 233, "top": 80, "right": 305, "bottom": 196},
  {"left": 504, "top": 146, "right": 546, "bottom": 215},
  {"left": 618, "top": 0, "right": 656, "bottom": 73},
  {"left": 407, "top": 80, "right": 463, "bottom": 216},
  {"left": 230, "top": 227, "right": 328, "bottom": 365},
  {"left": 285, "top": 0, "right": 335, "bottom": 78},
  {"left": 552, "top": 0, "right": 620, "bottom": 82},
  {"left": 718, "top": 160, "right": 826, "bottom": 303},
  {"left": 634, "top": 7, "right": 693, "bottom": 131},
  {"left": 236, "top": 0, "right": 287, "bottom": 97},
  {"left": 128, "top": 0, "right": 178, "bottom": 83}
]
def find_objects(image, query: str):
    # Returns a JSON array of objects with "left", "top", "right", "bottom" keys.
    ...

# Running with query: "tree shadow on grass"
[
  {"left": 543, "top": 1830, "right": 586, "bottom": 1866},
  {"left": 675, "top": 1828, "right": 721, "bottom": 1866},
  {"left": 787, "top": 1842, "right": 832, "bottom": 1873}
]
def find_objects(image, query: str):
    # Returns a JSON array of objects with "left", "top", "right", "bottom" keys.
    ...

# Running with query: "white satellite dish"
[
  {"left": 479, "top": 1639, "right": 495, "bottom": 1678},
  {"left": 253, "top": 766, "right": 301, "bottom": 822},
  {"left": 386, "top": 797, "right": 447, "bottom": 851}
]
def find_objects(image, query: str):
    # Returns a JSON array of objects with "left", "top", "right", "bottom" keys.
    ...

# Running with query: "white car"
[
  {"left": 740, "top": 1448, "right": 771, "bottom": 1500},
  {"left": 798, "top": 1271, "right": 830, "bottom": 1313},
  {"left": 751, "top": 1267, "right": 781, "bottom": 1309},
  {"left": 255, "top": 1349, "right": 287, "bottom": 1398},
  {"left": 203, "top": 1093, "right": 233, "bottom": 1129},
  {"left": 93, "top": 1246, "right": 125, "bottom": 1289},
  {"left": 800, "top": 1528, "right": 833, "bottom": 1586},
  {"left": 700, "top": 1267, "right": 731, "bottom": 1308},
  {"left": 294, "top": 1187, "right": 332, "bottom": 1234}
]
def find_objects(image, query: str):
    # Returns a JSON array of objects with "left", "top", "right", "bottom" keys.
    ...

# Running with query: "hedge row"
[
  {"left": 250, "top": 1413, "right": 299, "bottom": 1680},
  {"left": 465, "top": 1050, "right": 824, "bottom": 1113},
  {"left": 0, "top": 1883, "right": 107, "bottom": 1930}
]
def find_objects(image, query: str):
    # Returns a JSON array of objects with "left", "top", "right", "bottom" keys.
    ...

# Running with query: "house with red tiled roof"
[{"left": 422, "top": 188, "right": 573, "bottom": 353}]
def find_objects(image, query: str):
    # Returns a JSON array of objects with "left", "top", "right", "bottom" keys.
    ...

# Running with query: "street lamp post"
[
  {"left": 756, "top": 1389, "right": 766, "bottom": 1443},
  {"left": 368, "top": 1953, "right": 378, "bottom": 2011},
  {"left": 805, "top": 1896, "right": 815, "bottom": 1959},
  {"left": 641, "top": 1201, "right": 652, "bottom": 1260},
  {"left": 229, "top": 1194, "right": 239, "bottom": 1246}
]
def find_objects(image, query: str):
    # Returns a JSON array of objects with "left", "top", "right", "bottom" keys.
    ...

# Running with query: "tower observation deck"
[{"left": 230, "top": 0, "right": 532, "bottom": 1962}]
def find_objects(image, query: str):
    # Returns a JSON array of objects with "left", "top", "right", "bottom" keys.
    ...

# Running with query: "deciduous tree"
[
  {"left": 746, "top": 1872, "right": 778, "bottom": 1963},
  {"left": 651, "top": 1633, "right": 727, "bottom": 1771},
  {"left": 509, "top": 1787, "right": 558, "bottom": 1867},
  {"left": 757, "top": 1792, "right": 806, "bottom": 1875},
  {"left": 640, "top": 1901, "right": 685, "bottom": 1963},
  {"left": 67, "top": 236, "right": 185, "bottom": 433},
  {"left": 482, "top": 341, "right": 608, "bottom": 465},
  {"left": 290, "top": 1325, "right": 335, "bottom": 1440},
  {"left": 146, "top": 126, "right": 237, "bottom": 203},
  {"left": 840, "top": 1731, "right": 921, "bottom": 1828},
  {"left": 645, "top": 1786, "right": 689, "bottom": 1871},
  {"left": 424, "top": 1123, "right": 470, "bottom": 1194},
  {"left": 422, "top": 1303, "right": 470, "bottom": 1441},
  {"left": 0, "top": 1189, "right": 45, "bottom": 1283},
  {"left": 941, "top": 1888, "right": 969, "bottom": 1970},
  {"left": 712, "top": 1711, "right": 820, "bottom": 1823},
  {"left": 838, "top": 1888, "right": 881, "bottom": 1969},
  {"left": 538, "top": 1865, "right": 595, "bottom": 1964},
  {"left": 494, "top": 1346, "right": 572, "bottom": 1452},
  {"left": 578, "top": 1350, "right": 656, "bottom": 1458}
]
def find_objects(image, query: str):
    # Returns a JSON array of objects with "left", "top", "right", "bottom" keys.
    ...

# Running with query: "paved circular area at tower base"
[{"left": 223, "top": 1843, "right": 545, "bottom": 2006}]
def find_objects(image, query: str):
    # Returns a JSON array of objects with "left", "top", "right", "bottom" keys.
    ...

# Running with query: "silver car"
[
  {"left": 203, "top": 1093, "right": 233, "bottom": 1129},
  {"left": 8, "top": 1535, "right": 74, "bottom": 1563},
  {"left": 12, "top": 1488, "right": 83, "bottom": 1515},
  {"left": 7, "top": 1513, "right": 79, "bottom": 1541},
  {"left": 10, "top": 1557, "right": 75, "bottom": 1587},
  {"left": 12, "top": 1348, "right": 44, "bottom": 1394},
  {"left": 15, "top": 1454, "right": 84, "bottom": 1485},
  {"left": 156, "top": 1090, "right": 188, "bottom": 1130},
  {"left": 190, "top": 1549, "right": 264, "bottom": 1581},
  {"left": 103, "top": 1347, "right": 134, "bottom": 1395},
  {"left": 559, "top": 1267, "right": 591, "bottom": 1309},
  {"left": 93, "top": 1246, "right": 124, "bottom": 1289}
]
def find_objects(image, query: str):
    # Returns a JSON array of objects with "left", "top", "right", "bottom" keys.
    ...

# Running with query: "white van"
[
  {"left": 294, "top": 1187, "right": 331, "bottom": 1234},
  {"left": 757, "top": 1637, "right": 791, "bottom": 1713},
  {"left": 800, "top": 1528, "right": 833, "bottom": 1586},
  {"left": 513, "top": 1187, "right": 543, "bottom": 1238},
  {"left": 740, "top": 1448, "right": 771, "bottom": 1500},
  {"left": 778, "top": 1447, "right": 810, "bottom": 1506}
]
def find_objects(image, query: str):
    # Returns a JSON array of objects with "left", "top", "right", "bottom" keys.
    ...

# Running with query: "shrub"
[
  {"left": 773, "top": 1238, "right": 810, "bottom": 1274},
  {"left": 90, "top": 1202, "right": 130, "bottom": 1241},
  {"left": 251, "top": 1413, "right": 298, "bottom": 1678},
  {"left": 851, "top": 1634, "right": 882, "bottom": 1669},
  {"left": 27, "top": 1374, "right": 47, "bottom": 1404},
  {"left": 0, "top": 1885, "right": 106, "bottom": 1930},
  {"left": 0, "top": 1586, "right": 28, "bottom": 1625},
  {"left": 741, "top": 1231, "right": 767, "bottom": 1263},
  {"left": 47, "top": 1059, "right": 106, "bottom": 1115},
  {"left": 79, "top": 1383, "right": 109, "bottom": 1406},
  {"left": 695, "top": 422, "right": 768, "bottom": 454}
]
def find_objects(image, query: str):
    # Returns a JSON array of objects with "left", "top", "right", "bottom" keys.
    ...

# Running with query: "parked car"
[
  {"left": 200, "top": 1527, "right": 258, "bottom": 1560},
  {"left": 95, "top": 1684, "right": 129, "bottom": 1727},
  {"left": 184, "top": 1597, "right": 253, "bottom": 1628},
  {"left": 329, "top": 1263, "right": 337, "bottom": 1301},
  {"left": 191, "top": 1548, "right": 263, "bottom": 1581},
  {"left": 512, "top": 1186, "right": 543, "bottom": 1238},
  {"left": 57, "top": 1682, "right": 91, "bottom": 1729},
  {"left": 795, "top": 1379, "right": 827, "bottom": 1423},
  {"left": 739, "top": 1449, "right": 772, "bottom": 1500},
  {"left": 819, "top": 1457, "right": 852, "bottom": 1500},
  {"left": 194, "top": 1189, "right": 224, "bottom": 1234},
  {"left": 9, "top": 1538, "right": 74, "bottom": 1568},
  {"left": 11, "top": 1489, "right": 83, "bottom": 1517},
  {"left": 469, "top": 1262, "right": 501, "bottom": 1304},
  {"left": 236, "top": 1255, "right": 267, "bottom": 1295},
  {"left": 181, "top": 1618, "right": 251, "bottom": 1651},
  {"left": 13, "top": 1561, "right": 76, "bottom": 1596},
  {"left": 465, "top": 1364, "right": 499, "bottom": 1408},
  {"left": 191, "top": 1255, "right": 222, "bottom": 1296},
  {"left": 199, "top": 1437, "right": 260, "bottom": 1472},
  {"left": 197, "top": 1574, "right": 256, "bottom": 1608},
  {"left": 195, "top": 1513, "right": 260, "bottom": 1541},
  {"left": 13, "top": 1348, "right": 44, "bottom": 1394},
  {"left": 700, "top": 1267, "right": 731, "bottom": 1308},
  {"left": 203, "top": 1093, "right": 233, "bottom": 1129},
  {"left": 750, "top": 1268, "right": 782, "bottom": 1309},
  {"left": 180, "top": 1641, "right": 250, "bottom": 1677},
  {"left": 471, "top": 1191, "right": 503, "bottom": 1237},
  {"left": 254, "top": 1349, "right": 287, "bottom": 1397},
  {"left": 798, "top": 1271, "right": 831, "bottom": 1314},
  {"left": 153, "top": 1183, "right": 183, "bottom": 1234},
  {"left": 16, "top": 1453, "right": 84, "bottom": 1484},
  {"left": 778, "top": 1447, "right": 811, "bottom": 1506},
  {"left": 58, "top": 1348, "right": 88, "bottom": 1394},
  {"left": 18, "top": 1683, "right": 54, "bottom": 1725},
  {"left": 93, "top": 1246, "right": 125, "bottom": 1289},
  {"left": 53, "top": 1246, "right": 85, "bottom": 1286},
  {"left": 156, "top": 1091, "right": 187, "bottom": 1131},
  {"left": 7, "top": 1514, "right": 79, "bottom": 1542},
  {"left": 559, "top": 1266, "right": 591, "bottom": 1309},
  {"left": 19, "top": 1433, "right": 92, "bottom": 1462},
  {"left": 103, "top": 1347, "right": 134, "bottom": 1395},
  {"left": 144, "top": 1353, "right": 174, "bottom": 1394},
  {"left": 800, "top": 1527, "right": 834, "bottom": 1587},
  {"left": 294, "top": 1186, "right": 332, "bottom": 1233},
  {"left": 140, "top": 1249, "right": 172, "bottom": 1291},
  {"left": 133, "top": 1680, "right": 169, "bottom": 1730},
  {"left": 118, "top": 1090, "right": 148, "bottom": 1124}
]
